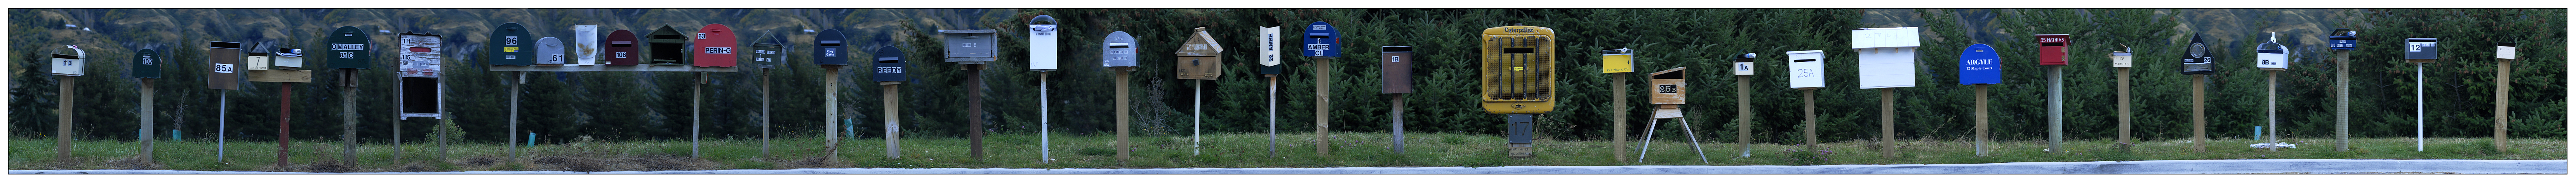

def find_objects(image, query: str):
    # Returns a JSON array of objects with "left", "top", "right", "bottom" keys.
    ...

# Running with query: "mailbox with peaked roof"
[
  {"left": 647, "top": 26, "right": 689, "bottom": 65},
  {"left": 693, "top": 24, "right": 739, "bottom": 67},
  {"left": 536, "top": 37, "right": 567, "bottom": 65},
  {"left": 606, "top": 29, "right": 641, "bottom": 66},
  {"left": 2328, "top": 28, "right": 2357, "bottom": 50},
  {"left": 941, "top": 29, "right": 998, "bottom": 65},
  {"left": 1851, "top": 27, "right": 1920, "bottom": 89},
  {"left": 1102, "top": 31, "right": 1138, "bottom": 67},
  {"left": 871, "top": 46, "right": 907, "bottom": 82},
  {"left": 1649, "top": 67, "right": 1687, "bottom": 105},
  {"left": 750, "top": 37, "right": 782, "bottom": 69},
  {"left": 814, "top": 29, "right": 850, "bottom": 66},
  {"left": 2406, "top": 38, "right": 2438, "bottom": 63},
  {"left": 1786, "top": 50, "right": 1825, "bottom": 89},
  {"left": 245, "top": 45, "right": 271, "bottom": 70},
  {"left": 1602, "top": 48, "right": 1634, "bottom": 73},
  {"left": 1176, "top": 27, "right": 1225, "bottom": 80},
  {"left": 1303, "top": 21, "right": 1341, "bottom": 58},
  {"left": 2256, "top": 33, "right": 2289, "bottom": 70},
  {"left": 50, "top": 45, "right": 87, "bottom": 76},
  {"left": 2036, "top": 34, "right": 2070, "bottom": 65},
  {"left": 132, "top": 49, "right": 161, "bottom": 78},
  {"left": 207, "top": 41, "right": 243, "bottom": 90},
  {"left": 2181, "top": 35, "right": 2216, "bottom": 75},
  {"left": 1959, "top": 44, "right": 2001, "bottom": 85},
  {"left": 1029, "top": 15, "right": 1060, "bottom": 71},
  {"left": 1382, "top": 46, "right": 1414, "bottom": 94},
  {"left": 574, "top": 25, "right": 598, "bottom": 65},
  {"left": 273, "top": 47, "right": 307, "bottom": 70},
  {"left": 489, "top": 23, "right": 534, "bottom": 66},
  {"left": 327, "top": 26, "right": 371, "bottom": 69},
  {"left": 1259, "top": 26, "right": 1282, "bottom": 75}
]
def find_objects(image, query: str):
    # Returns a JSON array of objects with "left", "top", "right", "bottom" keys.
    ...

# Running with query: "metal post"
[
  {"left": 509, "top": 72, "right": 522, "bottom": 161},
  {"left": 1040, "top": 71, "right": 1051, "bottom": 163},
  {"left": 1268, "top": 75, "right": 1278, "bottom": 157},
  {"left": 58, "top": 76, "right": 75, "bottom": 162},
  {"left": 2119, "top": 67, "right": 2132, "bottom": 146},
  {"left": 220, "top": 91, "right": 229, "bottom": 162},
  {"left": 1680, "top": 118, "right": 1708, "bottom": 164},
  {"left": 1314, "top": 58, "right": 1332, "bottom": 157},
  {"left": 1114, "top": 69, "right": 1131, "bottom": 161},
  {"left": 141, "top": 79, "right": 157, "bottom": 164},
  {"left": 2048, "top": 65, "right": 2063, "bottom": 153},
  {"left": 1391, "top": 94, "right": 1406, "bottom": 154},
  {"left": 1635, "top": 118, "right": 1657, "bottom": 162},
  {"left": 1975, "top": 85, "right": 1989, "bottom": 156},
  {"left": 278, "top": 82, "right": 294, "bottom": 167},
  {"left": 2335, "top": 50, "right": 2350, "bottom": 152},
  {"left": 2415, "top": 63, "right": 2423, "bottom": 152},
  {"left": 2267, "top": 70, "right": 2279, "bottom": 152},
  {"left": 1193, "top": 80, "right": 1202, "bottom": 155},
  {"left": 2193, "top": 75, "right": 2206, "bottom": 153},
  {"left": 1613, "top": 73, "right": 1628, "bottom": 162},
  {"left": 823, "top": 66, "right": 840, "bottom": 162},
  {"left": 1736, "top": 75, "right": 1751, "bottom": 157},
  {"left": 1879, "top": 88, "right": 1894, "bottom": 159}
]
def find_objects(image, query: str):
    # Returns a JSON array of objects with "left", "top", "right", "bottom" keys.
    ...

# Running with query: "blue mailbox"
[
  {"left": 1958, "top": 44, "right": 2000, "bottom": 85},
  {"left": 1302, "top": 21, "right": 1340, "bottom": 58},
  {"left": 2328, "top": 28, "right": 2357, "bottom": 50},
  {"left": 488, "top": 23, "right": 534, "bottom": 66},
  {"left": 814, "top": 29, "right": 849, "bottom": 65},
  {"left": 871, "top": 46, "right": 906, "bottom": 82},
  {"left": 1102, "top": 31, "right": 1137, "bottom": 67}
]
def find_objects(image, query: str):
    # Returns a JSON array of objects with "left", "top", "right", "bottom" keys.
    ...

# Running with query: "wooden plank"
[
  {"left": 488, "top": 64, "right": 739, "bottom": 72},
  {"left": 1115, "top": 70, "right": 1131, "bottom": 161},
  {"left": 245, "top": 70, "right": 313, "bottom": 83}
]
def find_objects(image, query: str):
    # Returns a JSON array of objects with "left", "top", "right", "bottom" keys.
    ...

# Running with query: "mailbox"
[
  {"left": 327, "top": 26, "right": 371, "bottom": 69},
  {"left": 606, "top": 29, "right": 641, "bottom": 66},
  {"left": 1959, "top": 44, "right": 2001, "bottom": 85},
  {"left": 940, "top": 29, "right": 998, "bottom": 65},
  {"left": 1029, "top": 15, "right": 1060, "bottom": 71},
  {"left": 694, "top": 24, "right": 739, "bottom": 67},
  {"left": 132, "top": 49, "right": 161, "bottom": 78},
  {"left": 2496, "top": 42, "right": 2515, "bottom": 59},
  {"left": 489, "top": 23, "right": 534, "bottom": 66},
  {"left": 1732, "top": 52, "right": 1756, "bottom": 75},
  {"left": 1649, "top": 67, "right": 1686, "bottom": 105},
  {"left": 398, "top": 32, "right": 444, "bottom": 118},
  {"left": 1786, "top": 50, "right": 1825, "bottom": 89},
  {"left": 646, "top": 25, "right": 688, "bottom": 65},
  {"left": 2405, "top": 38, "right": 2438, "bottom": 63},
  {"left": 2328, "top": 28, "right": 2357, "bottom": 50},
  {"left": 750, "top": 37, "right": 781, "bottom": 69},
  {"left": 2111, "top": 45, "right": 2134, "bottom": 68},
  {"left": 2181, "top": 35, "right": 2216, "bottom": 75},
  {"left": 2036, "top": 34, "right": 2069, "bottom": 65},
  {"left": 207, "top": 41, "right": 243, "bottom": 90},
  {"left": 1477, "top": 23, "right": 1557, "bottom": 114},
  {"left": 49, "top": 45, "right": 87, "bottom": 76},
  {"left": 1303, "top": 21, "right": 1341, "bottom": 58},
  {"left": 574, "top": 25, "right": 598, "bottom": 65},
  {"left": 273, "top": 47, "right": 306, "bottom": 70},
  {"left": 814, "top": 29, "right": 850, "bottom": 66},
  {"left": 1852, "top": 27, "right": 1919, "bottom": 89},
  {"left": 245, "top": 46, "right": 271, "bottom": 70},
  {"left": 1259, "top": 26, "right": 1282, "bottom": 75},
  {"left": 1175, "top": 27, "right": 1225, "bottom": 80},
  {"left": 1102, "top": 31, "right": 1138, "bottom": 67},
  {"left": 871, "top": 46, "right": 906, "bottom": 82},
  {"left": 1602, "top": 48, "right": 1634, "bottom": 73},
  {"left": 2255, "top": 33, "right": 2288, "bottom": 70},
  {"left": 1381, "top": 46, "right": 1414, "bottom": 94},
  {"left": 536, "top": 37, "right": 567, "bottom": 65}
]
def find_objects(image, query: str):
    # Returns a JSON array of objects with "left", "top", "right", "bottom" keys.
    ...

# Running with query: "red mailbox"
[
  {"left": 692, "top": 23, "right": 737, "bottom": 67},
  {"left": 2036, "top": 34, "right": 2069, "bottom": 65},
  {"left": 605, "top": 29, "right": 640, "bottom": 66}
]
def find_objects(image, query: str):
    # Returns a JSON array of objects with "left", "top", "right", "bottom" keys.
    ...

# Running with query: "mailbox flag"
[{"left": 1958, "top": 44, "right": 2001, "bottom": 85}]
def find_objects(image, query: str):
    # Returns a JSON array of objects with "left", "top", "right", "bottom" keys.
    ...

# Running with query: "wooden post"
[
  {"left": 1975, "top": 85, "right": 1989, "bottom": 156},
  {"left": 1313, "top": 58, "right": 1332, "bottom": 157},
  {"left": 141, "top": 78, "right": 157, "bottom": 164},
  {"left": 762, "top": 68, "right": 772, "bottom": 158},
  {"left": 2495, "top": 57, "right": 2510, "bottom": 152},
  {"left": 1736, "top": 75, "right": 1751, "bottom": 157},
  {"left": 510, "top": 71, "right": 524, "bottom": 161},
  {"left": 343, "top": 71, "right": 359, "bottom": 163},
  {"left": 1114, "top": 68, "right": 1132, "bottom": 161},
  {"left": 2047, "top": 65, "right": 2063, "bottom": 153},
  {"left": 278, "top": 82, "right": 294, "bottom": 167},
  {"left": 1391, "top": 93, "right": 1406, "bottom": 154},
  {"left": 883, "top": 82, "right": 901, "bottom": 159},
  {"left": 2267, "top": 70, "right": 2279, "bottom": 152},
  {"left": 2193, "top": 75, "right": 2206, "bottom": 153},
  {"left": 966, "top": 64, "right": 984, "bottom": 159},
  {"left": 1879, "top": 88, "right": 1894, "bottom": 159},
  {"left": 58, "top": 76, "right": 75, "bottom": 162},
  {"left": 2334, "top": 50, "right": 2350, "bottom": 152},
  {"left": 822, "top": 66, "right": 840, "bottom": 162},
  {"left": 693, "top": 72, "right": 706, "bottom": 158},
  {"left": 2118, "top": 67, "right": 2132, "bottom": 146},
  {"left": 1267, "top": 75, "right": 1278, "bottom": 157},
  {"left": 1801, "top": 88, "right": 1816, "bottom": 148},
  {"left": 1612, "top": 73, "right": 1626, "bottom": 162}
]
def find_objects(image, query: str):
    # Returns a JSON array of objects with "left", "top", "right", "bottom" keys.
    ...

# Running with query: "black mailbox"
[
  {"left": 751, "top": 37, "right": 782, "bottom": 69},
  {"left": 872, "top": 46, "right": 906, "bottom": 83},
  {"left": 814, "top": 29, "right": 849, "bottom": 65},
  {"left": 326, "top": 26, "right": 370, "bottom": 69},
  {"left": 488, "top": 23, "right": 534, "bottom": 66},
  {"left": 2406, "top": 38, "right": 2438, "bottom": 63},
  {"left": 646, "top": 25, "right": 688, "bottom": 65},
  {"left": 132, "top": 49, "right": 161, "bottom": 78},
  {"left": 2180, "top": 35, "right": 2216, "bottom": 75}
]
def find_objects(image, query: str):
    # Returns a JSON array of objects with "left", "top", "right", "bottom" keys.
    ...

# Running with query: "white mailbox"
[
  {"left": 1851, "top": 27, "right": 1919, "bottom": 89},
  {"left": 1028, "top": 15, "right": 1059, "bottom": 71},
  {"left": 2255, "top": 32, "right": 2289, "bottom": 70},
  {"left": 1732, "top": 52, "right": 1756, "bottom": 75},
  {"left": 273, "top": 48, "right": 307, "bottom": 70},
  {"left": 2496, "top": 42, "right": 2515, "bottom": 59},
  {"left": 1786, "top": 50, "right": 1825, "bottom": 89},
  {"left": 49, "top": 45, "right": 87, "bottom": 76}
]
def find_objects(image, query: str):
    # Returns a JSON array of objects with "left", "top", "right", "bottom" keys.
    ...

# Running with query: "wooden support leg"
[
  {"left": 1802, "top": 89, "right": 1816, "bottom": 149},
  {"left": 2119, "top": 68, "right": 2132, "bottom": 147},
  {"left": 1314, "top": 59, "right": 1332, "bottom": 157},
  {"left": 279, "top": 82, "right": 295, "bottom": 167},
  {"left": 1391, "top": 94, "right": 1405, "bottom": 154},
  {"left": 823, "top": 66, "right": 840, "bottom": 162},
  {"left": 966, "top": 65, "right": 984, "bottom": 159},
  {"left": 343, "top": 71, "right": 359, "bottom": 163},
  {"left": 142, "top": 79, "right": 157, "bottom": 164},
  {"left": 884, "top": 84, "right": 902, "bottom": 159},
  {"left": 1736, "top": 75, "right": 1751, "bottom": 157},
  {"left": 58, "top": 77, "right": 74, "bottom": 163},
  {"left": 1976, "top": 85, "right": 1989, "bottom": 156}
]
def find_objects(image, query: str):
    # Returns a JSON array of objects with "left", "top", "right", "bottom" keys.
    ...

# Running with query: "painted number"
[
  {"left": 1797, "top": 69, "right": 1816, "bottom": 78},
  {"left": 213, "top": 63, "right": 235, "bottom": 73},
  {"left": 704, "top": 47, "right": 733, "bottom": 54},
  {"left": 142, "top": 58, "right": 155, "bottom": 65},
  {"left": 504, "top": 37, "right": 519, "bottom": 45},
  {"left": 875, "top": 67, "right": 902, "bottom": 74},
  {"left": 1656, "top": 85, "right": 1678, "bottom": 94}
]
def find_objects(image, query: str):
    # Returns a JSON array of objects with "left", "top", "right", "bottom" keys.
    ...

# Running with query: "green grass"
[{"left": 10, "top": 132, "right": 2564, "bottom": 172}]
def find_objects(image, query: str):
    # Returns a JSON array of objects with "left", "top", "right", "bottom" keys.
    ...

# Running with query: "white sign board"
[
  {"left": 2497, "top": 45, "right": 2515, "bottom": 59},
  {"left": 1852, "top": 27, "right": 1919, "bottom": 89},
  {"left": 1787, "top": 50, "right": 1825, "bottom": 89},
  {"left": 575, "top": 25, "right": 598, "bottom": 65},
  {"left": 1261, "top": 26, "right": 1281, "bottom": 66}
]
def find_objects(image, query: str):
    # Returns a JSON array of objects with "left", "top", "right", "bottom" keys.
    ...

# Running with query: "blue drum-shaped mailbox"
[
  {"left": 132, "top": 49, "right": 161, "bottom": 78},
  {"left": 50, "top": 45, "right": 87, "bottom": 76},
  {"left": 871, "top": 46, "right": 906, "bottom": 83},
  {"left": 2179, "top": 35, "right": 2215, "bottom": 75},
  {"left": 326, "top": 26, "right": 370, "bottom": 69},
  {"left": 536, "top": 37, "right": 566, "bottom": 65},
  {"left": 1303, "top": 21, "right": 1340, "bottom": 58},
  {"left": 1959, "top": 44, "right": 2001, "bottom": 85},
  {"left": 489, "top": 23, "right": 534, "bottom": 66},
  {"left": 1028, "top": 15, "right": 1059, "bottom": 71},
  {"left": 1102, "top": 31, "right": 1137, "bottom": 68},
  {"left": 814, "top": 29, "right": 850, "bottom": 66},
  {"left": 606, "top": 29, "right": 641, "bottom": 66}
]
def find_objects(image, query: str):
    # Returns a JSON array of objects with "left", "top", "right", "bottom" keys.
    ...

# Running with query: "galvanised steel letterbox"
[
  {"left": 2255, "top": 33, "right": 2289, "bottom": 70},
  {"left": 1732, "top": 52, "right": 1757, "bottom": 75},
  {"left": 1102, "top": 31, "right": 1138, "bottom": 67},
  {"left": 49, "top": 45, "right": 87, "bottom": 76},
  {"left": 1303, "top": 21, "right": 1341, "bottom": 58},
  {"left": 1959, "top": 44, "right": 2001, "bottom": 85},
  {"left": 2327, "top": 28, "right": 2357, "bottom": 50},
  {"left": 750, "top": 37, "right": 781, "bottom": 69},
  {"left": 813, "top": 29, "right": 850, "bottom": 66},
  {"left": 606, "top": 29, "right": 641, "bottom": 66},
  {"left": 1258, "top": 26, "right": 1282, "bottom": 75},
  {"left": 2112, "top": 45, "right": 2134, "bottom": 68},
  {"left": 2036, "top": 34, "right": 2069, "bottom": 65},
  {"left": 273, "top": 47, "right": 306, "bottom": 70},
  {"left": 1029, "top": 15, "right": 1059, "bottom": 71},
  {"left": 327, "top": 26, "right": 371, "bottom": 69},
  {"left": 2406, "top": 38, "right": 2438, "bottom": 63},
  {"left": 2180, "top": 35, "right": 2216, "bottom": 75},
  {"left": 132, "top": 49, "right": 160, "bottom": 78},
  {"left": 1649, "top": 67, "right": 1687, "bottom": 105},
  {"left": 694, "top": 24, "right": 738, "bottom": 67},
  {"left": 1175, "top": 27, "right": 1225, "bottom": 80},
  {"left": 1786, "top": 50, "right": 1825, "bottom": 89},
  {"left": 536, "top": 37, "right": 566, "bottom": 65},
  {"left": 574, "top": 25, "right": 599, "bottom": 65},
  {"left": 489, "top": 23, "right": 534, "bottom": 66},
  {"left": 1381, "top": 46, "right": 1414, "bottom": 94},
  {"left": 1602, "top": 48, "right": 1634, "bottom": 73},
  {"left": 871, "top": 46, "right": 907, "bottom": 82},
  {"left": 940, "top": 29, "right": 998, "bottom": 65},
  {"left": 207, "top": 41, "right": 242, "bottom": 90},
  {"left": 647, "top": 26, "right": 689, "bottom": 65}
]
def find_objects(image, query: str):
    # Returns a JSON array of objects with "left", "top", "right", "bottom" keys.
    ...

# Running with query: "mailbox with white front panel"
[
  {"left": 1029, "top": 15, "right": 1059, "bottom": 71},
  {"left": 2328, "top": 28, "right": 2357, "bottom": 50},
  {"left": 207, "top": 41, "right": 243, "bottom": 90},
  {"left": 2181, "top": 35, "right": 2216, "bottom": 75},
  {"left": 2111, "top": 45, "right": 2134, "bottom": 68},
  {"left": 1959, "top": 44, "right": 2001, "bottom": 85},
  {"left": 2037, "top": 34, "right": 2069, "bottom": 65},
  {"left": 273, "top": 47, "right": 306, "bottom": 70},
  {"left": 941, "top": 29, "right": 998, "bottom": 65},
  {"left": 326, "top": 26, "right": 371, "bottom": 69},
  {"left": 1851, "top": 27, "right": 1919, "bottom": 89},
  {"left": 489, "top": 23, "right": 534, "bottom": 66},
  {"left": 2496, "top": 42, "right": 2515, "bottom": 60},
  {"left": 1303, "top": 21, "right": 1341, "bottom": 58},
  {"left": 1176, "top": 27, "right": 1225, "bottom": 80},
  {"left": 1732, "top": 52, "right": 1756, "bottom": 75},
  {"left": 694, "top": 23, "right": 739, "bottom": 67},
  {"left": 1601, "top": 48, "right": 1634, "bottom": 73},
  {"left": 814, "top": 29, "right": 850, "bottom": 66},
  {"left": 2256, "top": 33, "right": 2289, "bottom": 70},
  {"left": 1381, "top": 46, "right": 1414, "bottom": 94},
  {"left": 606, "top": 29, "right": 642, "bottom": 66},
  {"left": 132, "top": 49, "right": 161, "bottom": 78},
  {"left": 872, "top": 46, "right": 907, "bottom": 83},
  {"left": 646, "top": 26, "right": 688, "bottom": 65},
  {"left": 536, "top": 37, "right": 567, "bottom": 66},
  {"left": 2406, "top": 38, "right": 2438, "bottom": 63},
  {"left": 750, "top": 37, "right": 781, "bottom": 69},
  {"left": 245, "top": 45, "right": 271, "bottom": 70},
  {"left": 1786, "top": 50, "right": 1825, "bottom": 89},
  {"left": 49, "top": 45, "right": 87, "bottom": 76},
  {"left": 574, "top": 25, "right": 599, "bottom": 65},
  {"left": 1102, "top": 31, "right": 1138, "bottom": 68}
]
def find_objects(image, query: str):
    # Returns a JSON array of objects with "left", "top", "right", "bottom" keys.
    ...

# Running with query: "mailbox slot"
[
  {"left": 1381, "top": 46, "right": 1414, "bottom": 94},
  {"left": 326, "top": 26, "right": 371, "bottom": 69}
]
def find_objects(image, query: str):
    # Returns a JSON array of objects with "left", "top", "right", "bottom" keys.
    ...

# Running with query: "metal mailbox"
[
  {"left": 2406, "top": 38, "right": 2438, "bottom": 63},
  {"left": 814, "top": 29, "right": 850, "bottom": 66},
  {"left": 940, "top": 29, "right": 998, "bottom": 65},
  {"left": 1649, "top": 67, "right": 1686, "bottom": 105},
  {"left": 1029, "top": 15, "right": 1059, "bottom": 71},
  {"left": 1851, "top": 27, "right": 1920, "bottom": 89},
  {"left": 273, "top": 47, "right": 306, "bottom": 70},
  {"left": 1303, "top": 21, "right": 1341, "bottom": 58},
  {"left": 606, "top": 29, "right": 641, "bottom": 66},
  {"left": 50, "top": 45, "right": 87, "bottom": 76},
  {"left": 750, "top": 37, "right": 781, "bottom": 69},
  {"left": 132, "top": 49, "right": 160, "bottom": 78},
  {"left": 2328, "top": 28, "right": 2357, "bottom": 50},
  {"left": 1732, "top": 52, "right": 1756, "bottom": 75},
  {"left": 1381, "top": 46, "right": 1413, "bottom": 94},
  {"left": 327, "top": 26, "right": 371, "bottom": 69},
  {"left": 1477, "top": 23, "right": 1557, "bottom": 114},
  {"left": 1175, "top": 27, "right": 1225, "bottom": 80},
  {"left": 536, "top": 37, "right": 566, "bottom": 65},
  {"left": 489, "top": 23, "right": 534, "bottom": 66},
  {"left": 2181, "top": 35, "right": 2216, "bottom": 75},
  {"left": 574, "top": 25, "right": 598, "bottom": 65},
  {"left": 646, "top": 26, "right": 688, "bottom": 65},
  {"left": 1786, "top": 50, "right": 1825, "bottom": 89},
  {"left": 1602, "top": 48, "right": 1634, "bottom": 73},
  {"left": 871, "top": 46, "right": 907, "bottom": 82},
  {"left": 694, "top": 24, "right": 738, "bottom": 67},
  {"left": 1102, "top": 31, "right": 1137, "bottom": 67},
  {"left": 207, "top": 41, "right": 242, "bottom": 90},
  {"left": 2036, "top": 34, "right": 2070, "bottom": 65},
  {"left": 2256, "top": 33, "right": 2289, "bottom": 70},
  {"left": 1959, "top": 44, "right": 2001, "bottom": 85},
  {"left": 2111, "top": 45, "right": 2134, "bottom": 68},
  {"left": 1259, "top": 26, "right": 1282, "bottom": 75}
]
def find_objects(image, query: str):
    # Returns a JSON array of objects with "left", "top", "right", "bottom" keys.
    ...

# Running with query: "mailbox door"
[
  {"left": 1382, "top": 46, "right": 1414, "bottom": 94},
  {"left": 537, "top": 37, "right": 567, "bottom": 65},
  {"left": 1303, "top": 21, "right": 1340, "bottom": 58},
  {"left": 941, "top": 30, "right": 999, "bottom": 63},
  {"left": 327, "top": 26, "right": 371, "bottom": 69},
  {"left": 2406, "top": 38, "right": 2438, "bottom": 62},
  {"left": 1649, "top": 67, "right": 1686, "bottom": 105},
  {"left": 1030, "top": 16, "right": 1059, "bottom": 70},
  {"left": 1175, "top": 28, "right": 1224, "bottom": 80},
  {"left": 606, "top": 30, "right": 641, "bottom": 66},
  {"left": 489, "top": 23, "right": 534, "bottom": 66},
  {"left": 207, "top": 41, "right": 242, "bottom": 90},
  {"left": 814, "top": 29, "right": 849, "bottom": 65},
  {"left": 133, "top": 49, "right": 161, "bottom": 78},
  {"left": 693, "top": 24, "right": 738, "bottom": 67},
  {"left": 1601, "top": 49, "right": 1633, "bottom": 73},
  {"left": 871, "top": 46, "right": 906, "bottom": 82},
  {"left": 574, "top": 25, "right": 598, "bottom": 65},
  {"left": 50, "top": 45, "right": 86, "bottom": 76},
  {"left": 1787, "top": 50, "right": 1825, "bottom": 89},
  {"left": 751, "top": 42, "right": 781, "bottom": 69},
  {"left": 646, "top": 26, "right": 688, "bottom": 65},
  {"left": 1102, "top": 31, "right": 1137, "bottom": 67},
  {"left": 398, "top": 33, "right": 442, "bottom": 78},
  {"left": 2036, "top": 34, "right": 2068, "bottom": 65},
  {"left": 1258, "top": 26, "right": 1282, "bottom": 75},
  {"left": 1959, "top": 44, "right": 2001, "bottom": 85}
]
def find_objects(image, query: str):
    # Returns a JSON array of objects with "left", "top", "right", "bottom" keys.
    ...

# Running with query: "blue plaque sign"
[{"left": 1958, "top": 44, "right": 2001, "bottom": 85}]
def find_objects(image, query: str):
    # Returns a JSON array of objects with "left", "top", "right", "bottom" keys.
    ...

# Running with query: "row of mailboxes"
[{"left": 1175, "top": 27, "right": 1224, "bottom": 80}]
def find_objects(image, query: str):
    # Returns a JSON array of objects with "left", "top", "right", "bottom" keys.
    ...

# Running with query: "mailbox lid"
[
  {"left": 397, "top": 32, "right": 442, "bottom": 78},
  {"left": 327, "top": 26, "right": 372, "bottom": 69},
  {"left": 2036, "top": 34, "right": 2069, "bottom": 65},
  {"left": 751, "top": 40, "right": 782, "bottom": 68},
  {"left": 605, "top": 29, "right": 641, "bottom": 66},
  {"left": 50, "top": 45, "right": 87, "bottom": 76},
  {"left": 132, "top": 49, "right": 161, "bottom": 78},
  {"left": 1786, "top": 50, "right": 1825, "bottom": 89},
  {"left": 1851, "top": 27, "right": 1921, "bottom": 49},
  {"left": 814, "top": 29, "right": 850, "bottom": 65},
  {"left": 1102, "top": 31, "right": 1138, "bottom": 67},
  {"left": 1176, "top": 27, "right": 1225, "bottom": 80},
  {"left": 2406, "top": 38, "right": 2439, "bottom": 62},
  {"left": 536, "top": 37, "right": 567, "bottom": 65},
  {"left": 1302, "top": 21, "right": 1340, "bottom": 58},
  {"left": 871, "top": 46, "right": 907, "bottom": 82},
  {"left": 1959, "top": 44, "right": 2001, "bottom": 85},
  {"left": 940, "top": 29, "right": 999, "bottom": 63},
  {"left": 645, "top": 26, "right": 688, "bottom": 65},
  {"left": 1649, "top": 67, "right": 1686, "bottom": 105},
  {"left": 1602, "top": 48, "right": 1634, "bottom": 73},
  {"left": 1381, "top": 46, "right": 1414, "bottom": 94},
  {"left": 207, "top": 41, "right": 243, "bottom": 90},
  {"left": 1030, "top": 16, "right": 1060, "bottom": 70},
  {"left": 693, "top": 23, "right": 738, "bottom": 67},
  {"left": 1853, "top": 27, "right": 1919, "bottom": 89},
  {"left": 488, "top": 23, "right": 534, "bottom": 66}
]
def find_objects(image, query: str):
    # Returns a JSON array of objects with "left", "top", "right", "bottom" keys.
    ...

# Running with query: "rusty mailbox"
[
  {"left": 398, "top": 32, "right": 444, "bottom": 118},
  {"left": 941, "top": 29, "right": 998, "bottom": 65},
  {"left": 536, "top": 37, "right": 567, "bottom": 66},
  {"left": 646, "top": 25, "right": 688, "bottom": 65},
  {"left": 1176, "top": 27, "right": 1225, "bottom": 80},
  {"left": 1103, "top": 31, "right": 1138, "bottom": 67},
  {"left": 2181, "top": 35, "right": 2215, "bottom": 75},
  {"left": 606, "top": 29, "right": 641, "bottom": 66},
  {"left": 694, "top": 24, "right": 738, "bottom": 67},
  {"left": 814, "top": 29, "right": 850, "bottom": 66},
  {"left": 326, "top": 26, "right": 371, "bottom": 69},
  {"left": 2037, "top": 34, "right": 2069, "bottom": 65},
  {"left": 132, "top": 49, "right": 161, "bottom": 78},
  {"left": 1381, "top": 46, "right": 1414, "bottom": 94},
  {"left": 872, "top": 46, "right": 907, "bottom": 82},
  {"left": 50, "top": 45, "right": 87, "bottom": 76},
  {"left": 207, "top": 41, "right": 242, "bottom": 90},
  {"left": 489, "top": 23, "right": 534, "bottom": 66},
  {"left": 1649, "top": 67, "right": 1687, "bottom": 105},
  {"left": 2406, "top": 38, "right": 2438, "bottom": 63}
]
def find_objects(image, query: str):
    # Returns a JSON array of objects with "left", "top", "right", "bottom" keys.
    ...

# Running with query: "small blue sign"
[{"left": 1958, "top": 44, "right": 2001, "bottom": 85}]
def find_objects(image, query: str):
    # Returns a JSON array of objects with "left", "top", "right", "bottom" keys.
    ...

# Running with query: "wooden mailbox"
[
  {"left": 647, "top": 26, "right": 688, "bottom": 65},
  {"left": 488, "top": 23, "right": 534, "bottom": 66},
  {"left": 1649, "top": 67, "right": 1686, "bottom": 105},
  {"left": 1852, "top": 27, "right": 1919, "bottom": 89},
  {"left": 694, "top": 24, "right": 738, "bottom": 67},
  {"left": 245, "top": 46, "right": 271, "bottom": 70},
  {"left": 1176, "top": 27, "right": 1225, "bottom": 80},
  {"left": 326, "top": 26, "right": 370, "bottom": 70},
  {"left": 1381, "top": 46, "right": 1413, "bottom": 94},
  {"left": 606, "top": 29, "right": 641, "bottom": 66}
]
